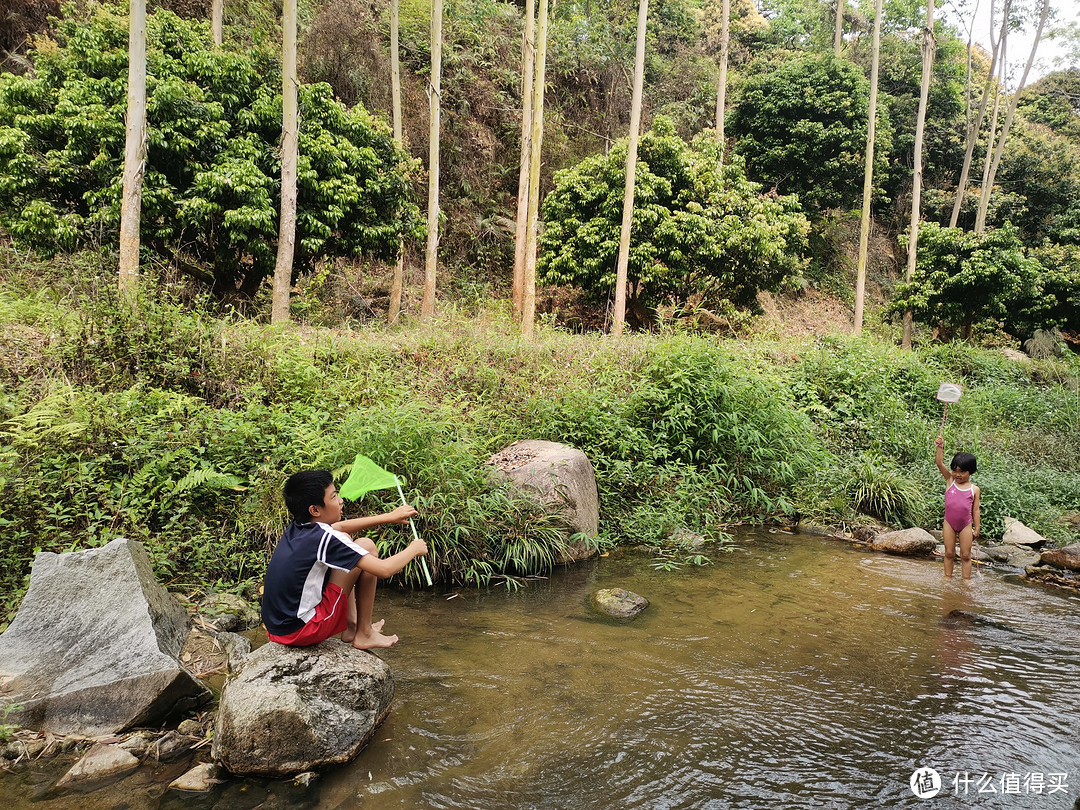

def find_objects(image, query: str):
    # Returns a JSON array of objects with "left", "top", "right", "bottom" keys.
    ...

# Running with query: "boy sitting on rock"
[{"left": 262, "top": 469, "right": 427, "bottom": 649}]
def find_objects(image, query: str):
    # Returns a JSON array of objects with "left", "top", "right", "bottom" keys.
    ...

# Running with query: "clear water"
[{"left": 4, "top": 530, "right": 1079, "bottom": 809}]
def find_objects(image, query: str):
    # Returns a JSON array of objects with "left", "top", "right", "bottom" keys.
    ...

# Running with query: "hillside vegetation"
[{"left": 2, "top": 249, "right": 1078, "bottom": 625}]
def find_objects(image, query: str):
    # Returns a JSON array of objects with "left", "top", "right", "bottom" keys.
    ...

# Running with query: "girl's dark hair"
[
  {"left": 283, "top": 469, "right": 334, "bottom": 522},
  {"left": 950, "top": 452, "right": 977, "bottom": 474}
]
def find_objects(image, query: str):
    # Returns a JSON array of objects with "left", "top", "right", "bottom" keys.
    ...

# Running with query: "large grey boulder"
[
  {"left": 212, "top": 641, "right": 394, "bottom": 776},
  {"left": 871, "top": 528, "right": 936, "bottom": 556},
  {"left": 487, "top": 440, "right": 599, "bottom": 562},
  {"left": 0, "top": 538, "right": 211, "bottom": 736}
]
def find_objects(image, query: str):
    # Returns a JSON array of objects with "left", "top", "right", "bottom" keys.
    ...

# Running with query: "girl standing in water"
[{"left": 934, "top": 435, "right": 980, "bottom": 579}]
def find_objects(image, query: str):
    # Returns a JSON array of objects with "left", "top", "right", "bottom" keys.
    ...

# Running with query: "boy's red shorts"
[{"left": 267, "top": 583, "right": 349, "bottom": 646}]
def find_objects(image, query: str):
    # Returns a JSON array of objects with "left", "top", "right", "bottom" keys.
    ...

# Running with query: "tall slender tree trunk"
[
  {"left": 853, "top": 0, "right": 883, "bottom": 334},
  {"left": 902, "top": 0, "right": 935, "bottom": 350},
  {"left": 118, "top": 0, "right": 147, "bottom": 294},
  {"left": 271, "top": 0, "right": 299, "bottom": 324},
  {"left": 951, "top": 0, "right": 1004, "bottom": 228},
  {"left": 975, "top": 41, "right": 1005, "bottom": 226},
  {"left": 834, "top": 0, "right": 844, "bottom": 57},
  {"left": 521, "top": 0, "right": 548, "bottom": 339},
  {"left": 975, "top": 0, "right": 1049, "bottom": 233},
  {"left": 388, "top": 0, "right": 406, "bottom": 324},
  {"left": 715, "top": 0, "right": 729, "bottom": 150},
  {"left": 211, "top": 0, "right": 224, "bottom": 46},
  {"left": 421, "top": 0, "right": 443, "bottom": 318},
  {"left": 611, "top": 0, "right": 648, "bottom": 337},
  {"left": 512, "top": 0, "right": 536, "bottom": 316}
]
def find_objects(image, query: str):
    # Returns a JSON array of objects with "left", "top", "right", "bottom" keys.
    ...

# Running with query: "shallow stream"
[{"left": 3, "top": 529, "right": 1080, "bottom": 809}]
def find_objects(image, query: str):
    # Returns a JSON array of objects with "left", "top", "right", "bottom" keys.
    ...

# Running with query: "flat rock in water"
[
  {"left": 169, "top": 762, "right": 221, "bottom": 792},
  {"left": 1039, "top": 544, "right": 1080, "bottom": 571},
  {"left": 871, "top": 528, "right": 936, "bottom": 556},
  {"left": 0, "top": 538, "right": 212, "bottom": 736},
  {"left": 1002, "top": 518, "right": 1046, "bottom": 548},
  {"left": 984, "top": 544, "right": 1042, "bottom": 569},
  {"left": 54, "top": 744, "right": 140, "bottom": 788},
  {"left": 212, "top": 641, "right": 394, "bottom": 776},
  {"left": 592, "top": 588, "right": 649, "bottom": 619}
]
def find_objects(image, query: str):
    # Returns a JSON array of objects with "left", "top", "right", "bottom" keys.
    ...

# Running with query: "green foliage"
[
  {"left": 1016, "top": 68, "right": 1080, "bottom": 140},
  {"left": 888, "top": 223, "right": 1041, "bottom": 339},
  {"left": 728, "top": 52, "right": 894, "bottom": 211},
  {"left": 0, "top": 3, "right": 421, "bottom": 293},
  {"left": 845, "top": 456, "right": 923, "bottom": 525},
  {"left": 0, "top": 700, "right": 22, "bottom": 743},
  {"left": 538, "top": 119, "right": 809, "bottom": 326}
]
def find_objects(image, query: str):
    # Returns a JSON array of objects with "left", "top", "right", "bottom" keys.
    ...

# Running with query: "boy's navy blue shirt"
[{"left": 262, "top": 521, "right": 368, "bottom": 636}]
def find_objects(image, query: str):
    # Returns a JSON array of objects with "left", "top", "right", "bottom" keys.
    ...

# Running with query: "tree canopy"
[{"left": 728, "top": 52, "right": 894, "bottom": 211}]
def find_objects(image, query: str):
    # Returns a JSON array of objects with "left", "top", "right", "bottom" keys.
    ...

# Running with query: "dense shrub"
[
  {"left": 538, "top": 118, "right": 809, "bottom": 327},
  {"left": 0, "top": 4, "right": 422, "bottom": 295},
  {"left": 728, "top": 52, "right": 894, "bottom": 211},
  {"left": 888, "top": 224, "right": 1042, "bottom": 340}
]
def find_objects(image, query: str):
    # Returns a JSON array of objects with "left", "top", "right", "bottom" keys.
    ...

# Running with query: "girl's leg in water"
[
  {"left": 943, "top": 523, "right": 957, "bottom": 578},
  {"left": 958, "top": 526, "right": 974, "bottom": 580}
]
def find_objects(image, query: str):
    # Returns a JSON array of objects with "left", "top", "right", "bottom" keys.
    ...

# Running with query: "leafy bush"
[
  {"left": 888, "top": 223, "right": 1041, "bottom": 340},
  {"left": 538, "top": 118, "right": 809, "bottom": 327},
  {"left": 0, "top": 4, "right": 422, "bottom": 294},
  {"left": 728, "top": 52, "right": 894, "bottom": 211}
]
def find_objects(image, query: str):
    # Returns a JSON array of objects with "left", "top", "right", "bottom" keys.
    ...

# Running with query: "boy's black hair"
[
  {"left": 284, "top": 469, "right": 334, "bottom": 522},
  {"left": 950, "top": 452, "right": 977, "bottom": 474}
]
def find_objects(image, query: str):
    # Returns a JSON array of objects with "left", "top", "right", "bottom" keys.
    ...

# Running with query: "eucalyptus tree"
[
  {"left": 521, "top": 0, "right": 549, "bottom": 339},
  {"left": 854, "top": 0, "right": 883, "bottom": 333},
  {"left": 834, "top": 0, "right": 844, "bottom": 56},
  {"left": 212, "top": 0, "right": 224, "bottom": 45},
  {"left": 271, "top": 0, "right": 299, "bottom": 323},
  {"left": 388, "top": 0, "right": 405, "bottom": 323},
  {"left": 975, "top": 0, "right": 1052, "bottom": 233},
  {"left": 715, "top": 0, "right": 730, "bottom": 148},
  {"left": 951, "top": 0, "right": 1007, "bottom": 228},
  {"left": 513, "top": 0, "right": 537, "bottom": 317},
  {"left": 902, "top": 0, "right": 936, "bottom": 349},
  {"left": 118, "top": 0, "right": 147, "bottom": 294},
  {"left": 612, "top": 0, "right": 649, "bottom": 336},
  {"left": 422, "top": 0, "right": 444, "bottom": 317}
]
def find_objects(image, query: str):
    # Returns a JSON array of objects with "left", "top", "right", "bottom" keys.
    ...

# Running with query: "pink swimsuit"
[{"left": 944, "top": 482, "right": 974, "bottom": 533}]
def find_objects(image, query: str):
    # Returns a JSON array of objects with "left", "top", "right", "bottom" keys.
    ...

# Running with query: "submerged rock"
[
  {"left": 871, "top": 528, "right": 935, "bottom": 556},
  {"left": 0, "top": 537, "right": 212, "bottom": 736},
  {"left": 212, "top": 641, "right": 394, "bottom": 776},
  {"left": 592, "top": 588, "right": 649, "bottom": 619},
  {"left": 487, "top": 440, "right": 600, "bottom": 562},
  {"left": 169, "top": 762, "right": 222, "bottom": 792},
  {"left": 54, "top": 744, "right": 140, "bottom": 788}
]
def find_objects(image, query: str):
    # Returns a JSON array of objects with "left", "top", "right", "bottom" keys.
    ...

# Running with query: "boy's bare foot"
[
  {"left": 342, "top": 618, "right": 385, "bottom": 644},
  {"left": 351, "top": 629, "right": 399, "bottom": 649}
]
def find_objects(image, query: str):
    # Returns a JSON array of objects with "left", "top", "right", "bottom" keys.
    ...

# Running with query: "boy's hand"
[
  {"left": 409, "top": 538, "right": 429, "bottom": 557},
  {"left": 387, "top": 504, "right": 419, "bottom": 524},
  {"left": 934, "top": 435, "right": 944, "bottom": 448}
]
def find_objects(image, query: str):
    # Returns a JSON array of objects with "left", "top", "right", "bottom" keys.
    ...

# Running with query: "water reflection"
[{"left": 3, "top": 530, "right": 1079, "bottom": 809}]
